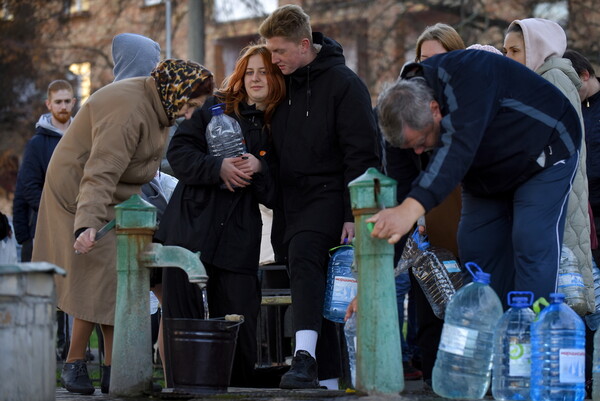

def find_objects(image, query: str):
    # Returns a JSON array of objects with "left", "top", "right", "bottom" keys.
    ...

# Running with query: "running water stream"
[{"left": 200, "top": 285, "right": 210, "bottom": 319}]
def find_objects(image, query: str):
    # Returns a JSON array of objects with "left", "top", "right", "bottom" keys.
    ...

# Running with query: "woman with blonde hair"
[
  {"left": 155, "top": 43, "right": 285, "bottom": 387},
  {"left": 385, "top": 22, "right": 465, "bottom": 387},
  {"left": 415, "top": 23, "right": 466, "bottom": 62}
]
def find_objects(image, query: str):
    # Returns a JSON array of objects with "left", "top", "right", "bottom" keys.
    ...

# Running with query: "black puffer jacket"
[
  {"left": 155, "top": 96, "right": 274, "bottom": 274},
  {"left": 271, "top": 33, "right": 380, "bottom": 242}
]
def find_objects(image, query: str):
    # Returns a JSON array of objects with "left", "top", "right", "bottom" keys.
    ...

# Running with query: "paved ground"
[{"left": 55, "top": 379, "right": 433, "bottom": 400}]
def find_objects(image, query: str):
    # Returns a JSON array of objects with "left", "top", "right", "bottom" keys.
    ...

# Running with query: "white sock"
[
  {"left": 319, "top": 377, "right": 339, "bottom": 390},
  {"left": 294, "top": 329, "right": 318, "bottom": 358}
]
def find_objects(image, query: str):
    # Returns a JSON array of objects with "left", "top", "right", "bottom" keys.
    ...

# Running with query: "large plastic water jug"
[
  {"left": 432, "top": 262, "right": 503, "bottom": 399},
  {"left": 205, "top": 103, "right": 246, "bottom": 158},
  {"left": 492, "top": 291, "right": 535, "bottom": 400},
  {"left": 323, "top": 244, "right": 357, "bottom": 323},
  {"left": 530, "top": 292, "right": 585, "bottom": 401}
]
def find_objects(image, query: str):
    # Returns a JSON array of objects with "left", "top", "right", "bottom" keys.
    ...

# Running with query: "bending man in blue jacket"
[{"left": 370, "top": 49, "right": 581, "bottom": 306}]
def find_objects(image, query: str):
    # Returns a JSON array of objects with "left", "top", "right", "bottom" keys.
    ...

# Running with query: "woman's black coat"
[{"left": 155, "top": 96, "right": 273, "bottom": 274}]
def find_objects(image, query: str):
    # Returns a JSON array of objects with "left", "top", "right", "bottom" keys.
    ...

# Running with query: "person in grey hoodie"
[
  {"left": 13, "top": 80, "right": 76, "bottom": 262},
  {"left": 503, "top": 18, "right": 594, "bottom": 315}
]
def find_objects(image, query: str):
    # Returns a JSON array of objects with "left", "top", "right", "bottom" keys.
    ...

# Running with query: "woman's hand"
[
  {"left": 234, "top": 153, "right": 262, "bottom": 175},
  {"left": 74, "top": 227, "right": 97, "bottom": 255},
  {"left": 340, "top": 222, "right": 355, "bottom": 244},
  {"left": 220, "top": 156, "right": 253, "bottom": 192}
]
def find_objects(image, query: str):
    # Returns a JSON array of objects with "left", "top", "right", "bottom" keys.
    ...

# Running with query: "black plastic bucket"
[{"left": 165, "top": 317, "right": 242, "bottom": 393}]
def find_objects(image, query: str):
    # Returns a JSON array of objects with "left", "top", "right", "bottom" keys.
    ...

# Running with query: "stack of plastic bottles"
[{"left": 397, "top": 228, "right": 463, "bottom": 319}]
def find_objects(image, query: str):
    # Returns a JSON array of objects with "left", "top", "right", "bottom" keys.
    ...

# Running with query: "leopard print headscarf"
[{"left": 151, "top": 59, "right": 213, "bottom": 121}]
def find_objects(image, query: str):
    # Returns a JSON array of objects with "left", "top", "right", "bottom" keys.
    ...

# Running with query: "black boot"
[
  {"left": 279, "top": 350, "right": 319, "bottom": 389},
  {"left": 101, "top": 365, "right": 111, "bottom": 394},
  {"left": 61, "top": 360, "right": 95, "bottom": 395}
]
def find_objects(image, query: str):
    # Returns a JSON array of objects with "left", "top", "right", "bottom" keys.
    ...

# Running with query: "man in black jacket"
[
  {"left": 13, "top": 79, "right": 75, "bottom": 362},
  {"left": 13, "top": 80, "right": 76, "bottom": 262},
  {"left": 259, "top": 4, "right": 380, "bottom": 389}
]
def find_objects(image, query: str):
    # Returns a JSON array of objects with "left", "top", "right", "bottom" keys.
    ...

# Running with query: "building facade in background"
[{"left": 0, "top": 0, "right": 597, "bottom": 214}]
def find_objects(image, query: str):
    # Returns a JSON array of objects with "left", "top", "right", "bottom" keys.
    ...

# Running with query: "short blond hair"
[{"left": 258, "top": 4, "right": 312, "bottom": 44}]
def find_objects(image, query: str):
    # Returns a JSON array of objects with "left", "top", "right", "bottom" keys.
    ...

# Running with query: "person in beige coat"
[{"left": 32, "top": 59, "right": 214, "bottom": 396}]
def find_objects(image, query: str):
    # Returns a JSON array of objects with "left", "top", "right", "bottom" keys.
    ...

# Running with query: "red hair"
[{"left": 219, "top": 44, "right": 285, "bottom": 124}]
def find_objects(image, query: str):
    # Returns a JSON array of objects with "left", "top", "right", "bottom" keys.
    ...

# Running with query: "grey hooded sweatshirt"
[{"left": 112, "top": 33, "right": 161, "bottom": 81}]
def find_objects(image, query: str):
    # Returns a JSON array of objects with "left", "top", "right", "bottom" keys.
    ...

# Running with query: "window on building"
[
  {"left": 69, "top": 0, "right": 90, "bottom": 14},
  {"left": 69, "top": 62, "right": 91, "bottom": 105},
  {"left": 0, "top": 0, "right": 13, "bottom": 21},
  {"left": 213, "top": 0, "right": 277, "bottom": 23},
  {"left": 533, "top": 1, "right": 568, "bottom": 26}
]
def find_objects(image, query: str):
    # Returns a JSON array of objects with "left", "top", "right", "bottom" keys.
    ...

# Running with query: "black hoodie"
[{"left": 270, "top": 32, "right": 381, "bottom": 242}]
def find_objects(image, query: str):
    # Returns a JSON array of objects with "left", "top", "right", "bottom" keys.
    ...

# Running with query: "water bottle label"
[
  {"left": 438, "top": 323, "right": 478, "bottom": 357},
  {"left": 508, "top": 343, "right": 531, "bottom": 376},
  {"left": 558, "top": 272, "right": 585, "bottom": 288},
  {"left": 559, "top": 348, "right": 585, "bottom": 383},
  {"left": 332, "top": 276, "right": 358, "bottom": 304},
  {"left": 443, "top": 260, "right": 460, "bottom": 273}
]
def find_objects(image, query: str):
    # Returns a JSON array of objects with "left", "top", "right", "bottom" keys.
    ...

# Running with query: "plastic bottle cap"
[
  {"left": 549, "top": 292, "right": 565, "bottom": 303},
  {"left": 210, "top": 104, "right": 225, "bottom": 116},
  {"left": 473, "top": 271, "right": 491, "bottom": 284},
  {"left": 507, "top": 291, "right": 534, "bottom": 307}
]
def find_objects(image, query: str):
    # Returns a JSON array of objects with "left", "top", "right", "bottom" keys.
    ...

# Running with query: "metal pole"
[
  {"left": 166, "top": 0, "right": 172, "bottom": 58},
  {"left": 349, "top": 168, "right": 404, "bottom": 395},
  {"left": 110, "top": 195, "right": 157, "bottom": 396}
]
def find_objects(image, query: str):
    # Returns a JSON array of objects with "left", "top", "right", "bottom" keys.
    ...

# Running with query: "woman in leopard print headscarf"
[
  {"left": 152, "top": 59, "right": 214, "bottom": 122},
  {"left": 33, "top": 56, "right": 214, "bottom": 395}
]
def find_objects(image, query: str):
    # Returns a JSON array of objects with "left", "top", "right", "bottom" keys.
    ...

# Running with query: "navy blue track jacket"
[{"left": 402, "top": 50, "right": 581, "bottom": 212}]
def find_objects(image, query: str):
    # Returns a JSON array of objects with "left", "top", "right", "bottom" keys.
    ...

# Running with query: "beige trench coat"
[{"left": 32, "top": 77, "right": 170, "bottom": 325}]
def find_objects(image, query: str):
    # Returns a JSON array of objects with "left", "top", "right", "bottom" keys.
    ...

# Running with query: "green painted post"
[
  {"left": 349, "top": 167, "right": 404, "bottom": 395},
  {"left": 110, "top": 194, "right": 157, "bottom": 396}
]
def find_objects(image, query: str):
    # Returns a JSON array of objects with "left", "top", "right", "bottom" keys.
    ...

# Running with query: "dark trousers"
[
  {"left": 162, "top": 263, "right": 261, "bottom": 387},
  {"left": 20, "top": 237, "right": 33, "bottom": 262},
  {"left": 287, "top": 231, "right": 342, "bottom": 380},
  {"left": 409, "top": 270, "right": 443, "bottom": 381},
  {"left": 458, "top": 152, "right": 577, "bottom": 308}
]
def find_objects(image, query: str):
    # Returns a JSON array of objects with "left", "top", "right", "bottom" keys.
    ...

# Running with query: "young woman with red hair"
[{"left": 155, "top": 44, "right": 285, "bottom": 387}]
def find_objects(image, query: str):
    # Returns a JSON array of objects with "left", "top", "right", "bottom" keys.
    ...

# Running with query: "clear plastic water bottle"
[
  {"left": 530, "top": 292, "right": 585, "bottom": 401},
  {"left": 432, "top": 262, "right": 503, "bottom": 399},
  {"left": 558, "top": 245, "right": 587, "bottom": 315},
  {"left": 492, "top": 291, "right": 535, "bottom": 400},
  {"left": 593, "top": 326, "right": 600, "bottom": 401},
  {"left": 323, "top": 244, "right": 357, "bottom": 323},
  {"left": 592, "top": 258, "right": 600, "bottom": 313},
  {"left": 344, "top": 313, "right": 357, "bottom": 388},
  {"left": 396, "top": 228, "right": 463, "bottom": 319},
  {"left": 205, "top": 103, "right": 246, "bottom": 158}
]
